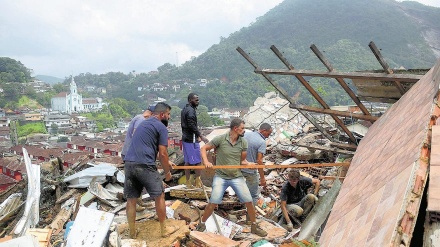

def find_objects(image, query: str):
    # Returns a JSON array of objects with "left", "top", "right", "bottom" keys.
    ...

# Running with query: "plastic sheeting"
[{"left": 13, "top": 148, "right": 40, "bottom": 236}]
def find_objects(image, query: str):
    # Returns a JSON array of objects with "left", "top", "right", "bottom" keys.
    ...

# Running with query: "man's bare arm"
[
  {"left": 311, "top": 178, "right": 320, "bottom": 195},
  {"left": 257, "top": 152, "right": 266, "bottom": 186},
  {"left": 240, "top": 151, "right": 249, "bottom": 165},
  {"left": 158, "top": 145, "right": 172, "bottom": 181},
  {"left": 201, "top": 143, "right": 215, "bottom": 168}
]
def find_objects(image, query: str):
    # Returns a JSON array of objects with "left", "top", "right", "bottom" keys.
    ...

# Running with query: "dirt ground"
[{"left": 118, "top": 219, "right": 189, "bottom": 247}]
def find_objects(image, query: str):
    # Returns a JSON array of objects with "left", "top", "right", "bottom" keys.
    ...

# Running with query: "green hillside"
[{"left": 180, "top": 0, "right": 438, "bottom": 79}]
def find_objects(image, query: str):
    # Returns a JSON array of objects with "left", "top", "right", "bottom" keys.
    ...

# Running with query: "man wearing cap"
[{"left": 180, "top": 93, "right": 209, "bottom": 188}]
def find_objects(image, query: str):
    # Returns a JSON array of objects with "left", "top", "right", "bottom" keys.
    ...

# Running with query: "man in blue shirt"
[
  {"left": 121, "top": 104, "right": 155, "bottom": 160},
  {"left": 123, "top": 102, "right": 177, "bottom": 238}
]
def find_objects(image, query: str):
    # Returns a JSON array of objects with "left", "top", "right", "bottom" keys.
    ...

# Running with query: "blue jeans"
[
  {"left": 209, "top": 175, "right": 253, "bottom": 204},
  {"left": 242, "top": 172, "right": 260, "bottom": 205}
]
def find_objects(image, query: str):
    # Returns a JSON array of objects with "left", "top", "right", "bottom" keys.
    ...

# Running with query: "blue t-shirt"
[
  {"left": 123, "top": 117, "right": 168, "bottom": 165},
  {"left": 121, "top": 114, "right": 145, "bottom": 156},
  {"left": 242, "top": 131, "right": 266, "bottom": 175}
]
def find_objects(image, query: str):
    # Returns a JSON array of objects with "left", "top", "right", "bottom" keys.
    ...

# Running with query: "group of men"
[{"left": 121, "top": 92, "right": 320, "bottom": 239}]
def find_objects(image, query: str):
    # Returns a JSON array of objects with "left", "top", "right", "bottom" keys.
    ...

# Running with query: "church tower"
[{"left": 67, "top": 76, "right": 83, "bottom": 114}]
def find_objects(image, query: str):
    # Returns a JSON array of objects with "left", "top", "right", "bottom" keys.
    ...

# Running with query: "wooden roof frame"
[{"left": 237, "top": 41, "right": 425, "bottom": 145}]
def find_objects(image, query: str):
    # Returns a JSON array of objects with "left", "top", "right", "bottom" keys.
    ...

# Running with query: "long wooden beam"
[
  {"left": 172, "top": 162, "right": 350, "bottom": 170},
  {"left": 289, "top": 103, "right": 379, "bottom": 122},
  {"left": 255, "top": 68, "right": 423, "bottom": 82},
  {"left": 330, "top": 142, "right": 358, "bottom": 150},
  {"left": 294, "top": 143, "right": 355, "bottom": 155}
]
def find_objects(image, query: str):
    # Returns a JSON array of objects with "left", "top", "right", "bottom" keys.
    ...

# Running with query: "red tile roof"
[{"left": 0, "top": 173, "right": 17, "bottom": 185}]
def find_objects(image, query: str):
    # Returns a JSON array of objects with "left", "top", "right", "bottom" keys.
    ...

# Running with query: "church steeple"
[{"left": 70, "top": 76, "right": 77, "bottom": 94}]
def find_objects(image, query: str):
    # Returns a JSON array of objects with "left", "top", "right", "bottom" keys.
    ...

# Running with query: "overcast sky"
[{"left": 0, "top": 0, "right": 438, "bottom": 79}]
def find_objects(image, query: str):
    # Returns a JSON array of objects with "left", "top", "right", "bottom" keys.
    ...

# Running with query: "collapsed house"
[{"left": 0, "top": 41, "right": 439, "bottom": 246}]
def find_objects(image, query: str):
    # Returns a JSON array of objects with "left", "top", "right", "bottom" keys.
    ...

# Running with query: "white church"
[{"left": 51, "top": 77, "right": 103, "bottom": 114}]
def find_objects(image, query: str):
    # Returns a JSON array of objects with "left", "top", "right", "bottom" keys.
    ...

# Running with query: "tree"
[
  {"left": 53, "top": 83, "right": 66, "bottom": 93},
  {"left": 170, "top": 105, "right": 182, "bottom": 121},
  {"left": 198, "top": 112, "right": 213, "bottom": 127}
]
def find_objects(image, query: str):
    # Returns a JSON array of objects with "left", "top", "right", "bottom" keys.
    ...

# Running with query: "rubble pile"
[
  {"left": 0, "top": 94, "right": 356, "bottom": 247},
  {"left": 0, "top": 146, "right": 350, "bottom": 247}
]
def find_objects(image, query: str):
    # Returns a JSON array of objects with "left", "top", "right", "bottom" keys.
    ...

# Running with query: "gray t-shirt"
[{"left": 242, "top": 131, "right": 266, "bottom": 175}]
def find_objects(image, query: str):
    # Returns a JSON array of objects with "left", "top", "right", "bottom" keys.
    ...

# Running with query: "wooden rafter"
[
  {"left": 289, "top": 103, "right": 379, "bottom": 122},
  {"left": 270, "top": 45, "right": 357, "bottom": 143},
  {"left": 254, "top": 68, "right": 422, "bottom": 82},
  {"left": 369, "top": 41, "right": 406, "bottom": 95},
  {"left": 310, "top": 44, "right": 371, "bottom": 116},
  {"left": 236, "top": 46, "right": 336, "bottom": 142}
]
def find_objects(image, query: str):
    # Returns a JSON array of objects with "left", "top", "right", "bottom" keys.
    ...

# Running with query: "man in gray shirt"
[{"left": 242, "top": 123, "right": 272, "bottom": 205}]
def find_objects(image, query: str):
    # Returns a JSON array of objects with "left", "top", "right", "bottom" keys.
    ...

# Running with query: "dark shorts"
[
  {"left": 123, "top": 161, "right": 164, "bottom": 199},
  {"left": 182, "top": 142, "right": 201, "bottom": 165}
]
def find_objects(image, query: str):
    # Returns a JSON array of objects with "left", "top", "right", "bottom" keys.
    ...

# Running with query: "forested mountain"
[{"left": 2, "top": 0, "right": 440, "bottom": 111}]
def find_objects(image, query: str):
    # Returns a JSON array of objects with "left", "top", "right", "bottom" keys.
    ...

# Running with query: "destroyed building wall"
[{"left": 319, "top": 62, "right": 440, "bottom": 246}]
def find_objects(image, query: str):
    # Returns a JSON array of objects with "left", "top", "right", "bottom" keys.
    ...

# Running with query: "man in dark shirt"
[
  {"left": 180, "top": 93, "right": 209, "bottom": 188},
  {"left": 123, "top": 102, "right": 177, "bottom": 238},
  {"left": 280, "top": 169, "right": 320, "bottom": 231}
]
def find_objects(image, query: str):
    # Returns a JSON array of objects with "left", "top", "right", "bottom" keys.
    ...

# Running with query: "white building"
[{"left": 51, "top": 77, "right": 102, "bottom": 113}]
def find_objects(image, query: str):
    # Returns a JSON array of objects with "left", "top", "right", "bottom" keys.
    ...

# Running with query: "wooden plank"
[
  {"left": 289, "top": 104, "right": 378, "bottom": 122},
  {"left": 294, "top": 143, "right": 355, "bottom": 155},
  {"left": 330, "top": 142, "right": 358, "bottom": 150},
  {"left": 190, "top": 231, "right": 240, "bottom": 247},
  {"left": 27, "top": 228, "right": 53, "bottom": 247},
  {"left": 256, "top": 68, "right": 423, "bottom": 82},
  {"left": 173, "top": 162, "right": 350, "bottom": 170}
]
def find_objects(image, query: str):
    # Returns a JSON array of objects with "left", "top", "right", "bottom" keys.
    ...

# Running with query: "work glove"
[{"left": 287, "top": 222, "right": 293, "bottom": 231}]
